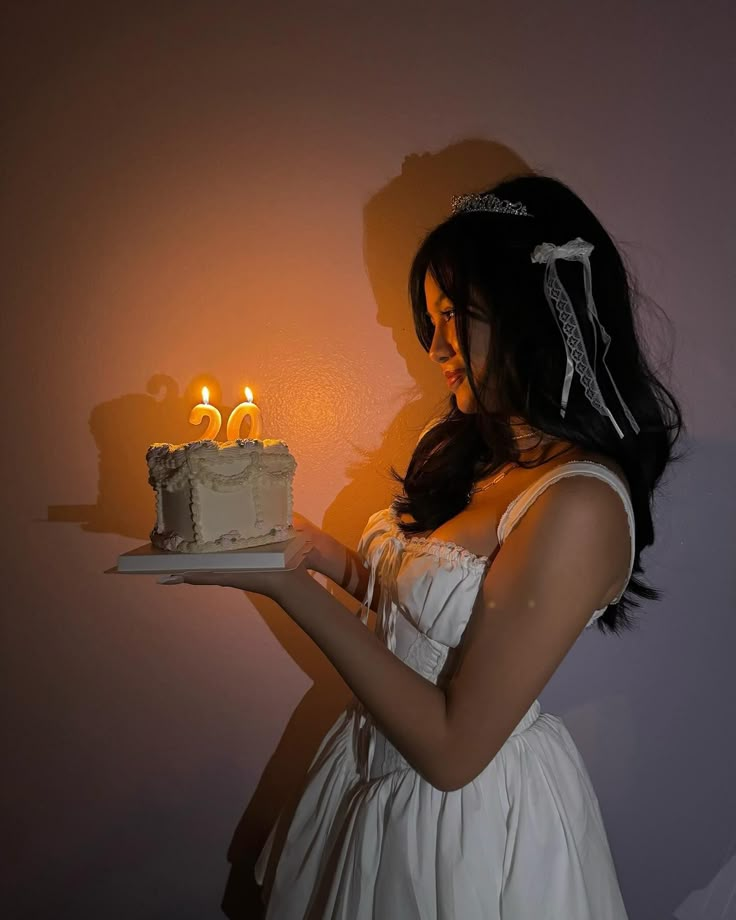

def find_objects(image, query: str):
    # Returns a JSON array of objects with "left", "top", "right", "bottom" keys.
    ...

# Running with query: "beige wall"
[{"left": 3, "top": 3, "right": 733, "bottom": 918}]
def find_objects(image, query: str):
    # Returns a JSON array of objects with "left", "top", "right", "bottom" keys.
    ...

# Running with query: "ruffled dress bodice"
[{"left": 351, "top": 461, "right": 635, "bottom": 781}]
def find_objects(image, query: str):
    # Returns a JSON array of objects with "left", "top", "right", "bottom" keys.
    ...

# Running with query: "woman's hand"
[
  {"left": 158, "top": 555, "right": 311, "bottom": 604},
  {"left": 159, "top": 512, "right": 359, "bottom": 604},
  {"left": 293, "top": 511, "right": 368, "bottom": 601},
  {"left": 292, "top": 511, "right": 335, "bottom": 574}
]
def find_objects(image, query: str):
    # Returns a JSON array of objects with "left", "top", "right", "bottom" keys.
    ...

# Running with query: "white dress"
[{"left": 254, "top": 460, "right": 633, "bottom": 918}]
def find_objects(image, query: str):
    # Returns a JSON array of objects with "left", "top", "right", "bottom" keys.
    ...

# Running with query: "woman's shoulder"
[
  {"left": 498, "top": 448, "right": 634, "bottom": 556},
  {"left": 553, "top": 449, "right": 631, "bottom": 499},
  {"left": 499, "top": 447, "right": 632, "bottom": 528},
  {"left": 498, "top": 445, "right": 630, "bottom": 502}
]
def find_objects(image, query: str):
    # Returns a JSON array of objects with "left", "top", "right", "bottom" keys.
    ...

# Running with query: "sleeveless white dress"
[{"left": 254, "top": 460, "right": 633, "bottom": 918}]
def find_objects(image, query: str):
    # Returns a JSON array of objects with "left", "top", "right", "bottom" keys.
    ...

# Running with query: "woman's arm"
[
  {"left": 168, "top": 562, "right": 449, "bottom": 789},
  {"left": 273, "top": 565, "right": 448, "bottom": 786}
]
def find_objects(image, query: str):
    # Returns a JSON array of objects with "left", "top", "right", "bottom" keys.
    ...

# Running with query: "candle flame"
[
  {"left": 202, "top": 386, "right": 210, "bottom": 405},
  {"left": 245, "top": 386, "right": 254, "bottom": 402}
]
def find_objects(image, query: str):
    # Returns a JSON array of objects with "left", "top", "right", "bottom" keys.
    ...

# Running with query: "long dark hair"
[{"left": 391, "top": 172, "right": 685, "bottom": 635}]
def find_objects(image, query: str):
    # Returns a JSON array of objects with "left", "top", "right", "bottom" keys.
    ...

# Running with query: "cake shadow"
[{"left": 44, "top": 374, "right": 233, "bottom": 540}]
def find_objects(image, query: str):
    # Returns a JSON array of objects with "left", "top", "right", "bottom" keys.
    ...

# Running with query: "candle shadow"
[
  {"left": 222, "top": 138, "right": 532, "bottom": 917},
  {"left": 44, "top": 374, "right": 235, "bottom": 539}
]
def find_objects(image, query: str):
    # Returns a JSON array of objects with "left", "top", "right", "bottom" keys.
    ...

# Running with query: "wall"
[{"left": 3, "top": 2, "right": 734, "bottom": 918}]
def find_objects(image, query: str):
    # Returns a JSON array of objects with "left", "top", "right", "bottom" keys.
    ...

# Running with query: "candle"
[
  {"left": 226, "top": 386, "right": 263, "bottom": 441},
  {"left": 189, "top": 386, "right": 222, "bottom": 440}
]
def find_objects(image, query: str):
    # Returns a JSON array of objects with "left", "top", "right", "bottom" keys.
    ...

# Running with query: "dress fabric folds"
[{"left": 254, "top": 460, "right": 633, "bottom": 918}]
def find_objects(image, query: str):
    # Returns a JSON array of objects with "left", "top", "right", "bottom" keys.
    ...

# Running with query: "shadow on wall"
[
  {"left": 322, "top": 138, "right": 531, "bottom": 551},
  {"left": 222, "top": 139, "right": 532, "bottom": 918},
  {"left": 39, "top": 136, "right": 735, "bottom": 920},
  {"left": 46, "top": 138, "right": 532, "bottom": 919},
  {"left": 46, "top": 373, "right": 232, "bottom": 539}
]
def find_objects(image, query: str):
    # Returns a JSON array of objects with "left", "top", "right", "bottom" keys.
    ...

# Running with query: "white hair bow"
[{"left": 531, "top": 238, "right": 640, "bottom": 439}]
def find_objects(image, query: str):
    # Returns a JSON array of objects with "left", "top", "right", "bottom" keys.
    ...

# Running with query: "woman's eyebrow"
[{"left": 427, "top": 293, "right": 449, "bottom": 314}]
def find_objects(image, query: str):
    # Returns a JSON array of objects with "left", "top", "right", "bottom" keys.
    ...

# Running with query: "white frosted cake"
[{"left": 146, "top": 439, "right": 297, "bottom": 553}]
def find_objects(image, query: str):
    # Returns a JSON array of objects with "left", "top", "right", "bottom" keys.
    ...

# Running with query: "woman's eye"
[{"left": 427, "top": 309, "right": 455, "bottom": 328}]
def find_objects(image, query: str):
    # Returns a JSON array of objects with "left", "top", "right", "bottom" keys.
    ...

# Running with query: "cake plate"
[{"left": 107, "top": 531, "right": 310, "bottom": 576}]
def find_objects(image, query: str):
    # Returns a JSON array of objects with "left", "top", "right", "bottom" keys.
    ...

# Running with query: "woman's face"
[{"left": 424, "top": 270, "right": 491, "bottom": 414}]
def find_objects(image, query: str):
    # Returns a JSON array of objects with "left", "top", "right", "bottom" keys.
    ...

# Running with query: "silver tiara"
[{"left": 451, "top": 191, "right": 532, "bottom": 217}]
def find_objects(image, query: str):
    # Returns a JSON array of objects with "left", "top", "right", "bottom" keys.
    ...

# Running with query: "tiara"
[{"left": 451, "top": 191, "right": 532, "bottom": 217}]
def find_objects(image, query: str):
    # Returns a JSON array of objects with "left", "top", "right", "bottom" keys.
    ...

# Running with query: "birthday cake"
[{"left": 146, "top": 439, "right": 297, "bottom": 553}]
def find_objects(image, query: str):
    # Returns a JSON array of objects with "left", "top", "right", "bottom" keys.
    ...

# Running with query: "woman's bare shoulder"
[{"left": 559, "top": 448, "right": 631, "bottom": 497}]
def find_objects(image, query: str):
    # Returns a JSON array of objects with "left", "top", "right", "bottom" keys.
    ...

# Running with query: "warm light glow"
[
  {"left": 245, "top": 386, "right": 253, "bottom": 403},
  {"left": 202, "top": 386, "right": 210, "bottom": 405}
]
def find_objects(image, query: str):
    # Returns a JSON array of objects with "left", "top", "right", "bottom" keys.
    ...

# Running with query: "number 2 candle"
[{"left": 189, "top": 386, "right": 222, "bottom": 440}]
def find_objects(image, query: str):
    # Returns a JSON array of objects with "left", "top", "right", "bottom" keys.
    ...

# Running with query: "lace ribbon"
[
  {"left": 351, "top": 534, "right": 404, "bottom": 782},
  {"left": 531, "top": 238, "right": 640, "bottom": 439}
]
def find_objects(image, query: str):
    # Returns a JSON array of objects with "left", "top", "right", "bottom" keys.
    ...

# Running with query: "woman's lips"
[{"left": 445, "top": 371, "right": 465, "bottom": 388}]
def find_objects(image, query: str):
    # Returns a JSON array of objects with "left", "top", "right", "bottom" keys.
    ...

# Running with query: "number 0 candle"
[
  {"left": 189, "top": 386, "right": 222, "bottom": 440},
  {"left": 226, "top": 386, "right": 263, "bottom": 441}
]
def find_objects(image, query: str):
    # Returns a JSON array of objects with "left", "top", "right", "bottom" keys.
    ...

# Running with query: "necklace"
[
  {"left": 467, "top": 427, "right": 542, "bottom": 499},
  {"left": 469, "top": 465, "right": 514, "bottom": 498}
]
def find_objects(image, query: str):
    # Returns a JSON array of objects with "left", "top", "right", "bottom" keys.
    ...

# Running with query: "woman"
[{"left": 165, "top": 173, "right": 683, "bottom": 918}]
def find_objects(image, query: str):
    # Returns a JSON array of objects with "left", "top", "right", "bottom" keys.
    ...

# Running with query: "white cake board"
[{"left": 108, "top": 532, "right": 309, "bottom": 575}]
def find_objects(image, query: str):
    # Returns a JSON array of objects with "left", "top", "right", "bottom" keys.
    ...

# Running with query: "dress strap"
[{"left": 497, "top": 460, "right": 636, "bottom": 606}]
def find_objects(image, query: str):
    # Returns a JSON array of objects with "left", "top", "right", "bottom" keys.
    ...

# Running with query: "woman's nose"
[{"left": 429, "top": 324, "right": 454, "bottom": 363}]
